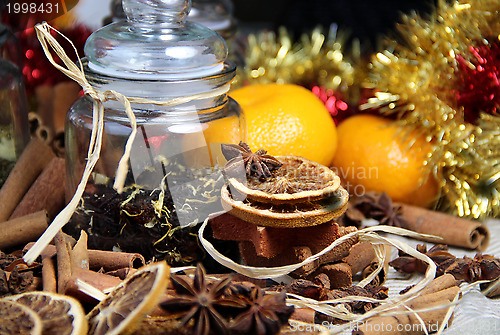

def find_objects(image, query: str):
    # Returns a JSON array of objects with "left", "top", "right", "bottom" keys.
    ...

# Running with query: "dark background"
[{"left": 232, "top": 0, "right": 438, "bottom": 49}]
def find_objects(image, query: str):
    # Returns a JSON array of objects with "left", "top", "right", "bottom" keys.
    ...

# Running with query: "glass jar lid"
[
  {"left": 189, "top": 0, "right": 234, "bottom": 32},
  {"left": 84, "top": 0, "right": 228, "bottom": 80}
]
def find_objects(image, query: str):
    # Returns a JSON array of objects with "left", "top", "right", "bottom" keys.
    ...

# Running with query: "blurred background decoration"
[
  {"left": 0, "top": 23, "right": 30, "bottom": 186},
  {"left": 360, "top": 0, "right": 500, "bottom": 219}
]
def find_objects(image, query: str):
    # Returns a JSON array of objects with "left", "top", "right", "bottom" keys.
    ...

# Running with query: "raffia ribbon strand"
[
  {"left": 199, "top": 218, "right": 449, "bottom": 334},
  {"left": 24, "top": 22, "right": 229, "bottom": 265}
]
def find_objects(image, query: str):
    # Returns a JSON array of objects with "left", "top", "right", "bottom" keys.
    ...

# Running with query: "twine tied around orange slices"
[{"left": 23, "top": 22, "right": 231, "bottom": 265}]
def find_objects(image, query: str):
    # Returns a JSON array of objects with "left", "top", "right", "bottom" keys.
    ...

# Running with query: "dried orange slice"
[
  {"left": 0, "top": 299, "right": 43, "bottom": 335},
  {"left": 87, "top": 261, "right": 169, "bottom": 335},
  {"left": 7, "top": 292, "right": 88, "bottom": 335},
  {"left": 226, "top": 156, "right": 341, "bottom": 204},
  {"left": 221, "top": 184, "right": 349, "bottom": 228}
]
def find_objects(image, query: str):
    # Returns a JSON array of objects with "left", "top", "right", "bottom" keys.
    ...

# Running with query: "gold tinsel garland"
[
  {"left": 362, "top": 0, "right": 500, "bottom": 219},
  {"left": 234, "top": 25, "right": 362, "bottom": 103}
]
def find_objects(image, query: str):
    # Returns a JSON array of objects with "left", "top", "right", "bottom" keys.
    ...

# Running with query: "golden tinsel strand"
[
  {"left": 432, "top": 114, "right": 500, "bottom": 219},
  {"left": 234, "top": 25, "right": 362, "bottom": 103},
  {"left": 362, "top": 0, "right": 500, "bottom": 219}
]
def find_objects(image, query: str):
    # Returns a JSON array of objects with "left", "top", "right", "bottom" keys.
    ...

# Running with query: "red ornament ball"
[
  {"left": 455, "top": 42, "right": 500, "bottom": 123},
  {"left": 14, "top": 19, "right": 91, "bottom": 95},
  {"left": 311, "top": 86, "right": 354, "bottom": 125}
]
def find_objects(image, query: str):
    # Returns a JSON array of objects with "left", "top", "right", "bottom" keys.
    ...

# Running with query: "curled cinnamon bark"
[
  {"left": 0, "top": 210, "right": 49, "bottom": 250},
  {"left": 23, "top": 242, "right": 146, "bottom": 272},
  {"left": 86, "top": 249, "right": 146, "bottom": 272},
  {"left": 41, "top": 255, "right": 57, "bottom": 293},
  {"left": 54, "top": 231, "right": 73, "bottom": 294},
  {"left": 10, "top": 157, "right": 66, "bottom": 220},
  {"left": 353, "top": 284, "right": 460, "bottom": 335},
  {"left": 0, "top": 138, "right": 55, "bottom": 221},
  {"left": 346, "top": 192, "right": 490, "bottom": 251},
  {"left": 65, "top": 267, "right": 122, "bottom": 297},
  {"left": 398, "top": 204, "right": 489, "bottom": 251}
]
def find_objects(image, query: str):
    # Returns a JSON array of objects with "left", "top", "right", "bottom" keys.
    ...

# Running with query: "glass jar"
[
  {"left": 65, "top": 0, "right": 245, "bottom": 265},
  {"left": 106, "top": 0, "right": 237, "bottom": 46},
  {"left": 189, "top": 0, "right": 236, "bottom": 44},
  {"left": 0, "top": 56, "right": 30, "bottom": 187}
]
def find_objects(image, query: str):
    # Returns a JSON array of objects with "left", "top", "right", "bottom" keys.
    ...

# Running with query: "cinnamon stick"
[
  {"left": 10, "top": 157, "right": 66, "bottom": 220},
  {"left": 53, "top": 81, "right": 81, "bottom": 134},
  {"left": 23, "top": 242, "right": 146, "bottom": 272},
  {"left": 482, "top": 278, "right": 500, "bottom": 298},
  {"left": 105, "top": 268, "right": 138, "bottom": 280},
  {"left": 70, "top": 231, "right": 89, "bottom": 270},
  {"left": 35, "top": 125, "right": 53, "bottom": 144},
  {"left": 52, "top": 132, "right": 65, "bottom": 156},
  {"left": 0, "top": 210, "right": 49, "bottom": 249},
  {"left": 28, "top": 112, "right": 43, "bottom": 135},
  {"left": 399, "top": 203, "right": 490, "bottom": 251},
  {"left": 353, "top": 285, "right": 460, "bottom": 335},
  {"left": 54, "top": 231, "right": 73, "bottom": 294},
  {"left": 419, "top": 273, "right": 457, "bottom": 295},
  {"left": 0, "top": 138, "right": 55, "bottom": 221},
  {"left": 35, "top": 85, "right": 54, "bottom": 132},
  {"left": 64, "top": 267, "right": 122, "bottom": 303},
  {"left": 290, "top": 308, "right": 316, "bottom": 324},
  {"left": 41, "top": 255, "right": 57, "bottom": 293},
  {"left": 86, "top": 249, "right": 146, "bottom": 272}
]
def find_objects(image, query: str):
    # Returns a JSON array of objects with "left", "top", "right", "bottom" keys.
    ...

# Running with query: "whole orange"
[
  {"left": 331, "top": 114, "right": 439, "bottom": 208},
  {"left": 230, "top": 84, "right": 337, "bottom": 166}
]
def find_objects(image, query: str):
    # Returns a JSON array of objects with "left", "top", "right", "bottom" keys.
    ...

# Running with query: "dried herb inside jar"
[{"left": 66, "top": 159, "right": 237, "bottom": 269}]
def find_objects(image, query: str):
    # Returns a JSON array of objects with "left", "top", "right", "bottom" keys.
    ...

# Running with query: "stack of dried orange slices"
[{"left": 220, "top": 144, "right": 349, "bottom": 228}]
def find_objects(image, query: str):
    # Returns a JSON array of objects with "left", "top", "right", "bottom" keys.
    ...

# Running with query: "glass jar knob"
[{"left": 122, "top": 0, "right": 192, "bottom": 25}]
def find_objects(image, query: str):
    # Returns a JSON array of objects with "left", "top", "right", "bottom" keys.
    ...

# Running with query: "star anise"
[
  {"left": 390, "top": 244, "right": 500, "bottom": 284},
  {"left": 325, "top": 285, "right": 388, "bottom": 313},
  {"left": 337, "top": 202, "right": 366, "bottom": 227},
  {"left": 389, "top": 244, "right": 456, "bottom": 276},
  {"left": 229, "top": 287, "right": 294, "bottom": 335},
  {"left": 355, "top": 191, "right": 407, "bottom": 227},
  {"left": 445, "top": 254, "right": 500, "bottom": 283},
  {"left": 221, "top": 142, "right": 282, "bottom": 179},
  {"left": 160, "top": 264, "right": 246, "bottom": 335},
  {"left": 314, "top": 284, "right": 388, "bottom": 324}
]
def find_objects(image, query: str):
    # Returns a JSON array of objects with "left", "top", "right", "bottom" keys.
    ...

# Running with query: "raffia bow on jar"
[
  {"left": 361, "top": 0, "right": 500, "bottom": 220},
  {"left": 23, "top": 22, "right": 231, "bottom": 265}
]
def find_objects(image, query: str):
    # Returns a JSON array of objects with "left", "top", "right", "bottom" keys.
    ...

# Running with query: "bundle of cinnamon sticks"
[
  {"left": 398, "top": 204, "right": 490, "bottom": 251},
  {"left": 353, "top": 274, "right": 460, "bottom": 335},
  {"left": 23, "top": 231, "right": 146, "bottom": 301},
  {"left": 0, "top": 138, "right": 66, "bottom": 250}
]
